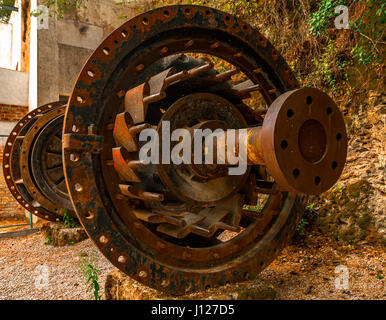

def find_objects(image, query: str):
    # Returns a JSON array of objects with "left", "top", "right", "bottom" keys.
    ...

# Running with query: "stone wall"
[
  {"left": 0, "top": 68, "right": 29, "bottom": 107},
  {"left": 311, "top": 91, "right": 385, "bottom": 244}
]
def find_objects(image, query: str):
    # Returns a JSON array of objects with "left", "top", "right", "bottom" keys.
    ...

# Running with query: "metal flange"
[{"left": 3, "top": 102, "right": 75, "bottom": 221}]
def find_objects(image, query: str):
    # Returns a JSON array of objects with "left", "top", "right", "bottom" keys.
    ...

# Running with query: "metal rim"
[
  {"left": 63, "top": 5, "right": 302, "bottom": 294},
  {"left": 3, "top": 102, "right": 66, "bottom": 221}
]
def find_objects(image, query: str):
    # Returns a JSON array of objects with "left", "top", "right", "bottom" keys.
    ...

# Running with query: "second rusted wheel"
[{"left": 3, "top": 102, "right": 76, "bottom": 221}]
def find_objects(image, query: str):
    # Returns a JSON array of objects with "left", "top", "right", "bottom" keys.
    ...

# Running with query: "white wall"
[
  {"left": 0, "top": 1, "right": 22, "bottom": 70},
  {"left": 9, "top": 1, "right": 22, "bottom": 71},
  {"left": 29, "top": 0, "right": 38, "bottom": 111},
  {"left": 0, "top": 22, "right": 13, "bottom": 69}
]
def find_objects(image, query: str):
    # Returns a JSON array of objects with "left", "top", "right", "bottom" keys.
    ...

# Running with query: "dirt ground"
[{"left": 0, "top": 229, "right": 384, "bottom": 300}]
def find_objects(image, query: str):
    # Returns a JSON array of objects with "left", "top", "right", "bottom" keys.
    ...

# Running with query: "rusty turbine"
[{"left": 3, "top": 5, "right": 347, "bottom": 294}]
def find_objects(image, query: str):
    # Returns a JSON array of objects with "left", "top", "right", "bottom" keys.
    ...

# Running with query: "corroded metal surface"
[
  {"left": 61, "top": 5, "right": 346, "bottom": 294},
  {"left": 260, "top": 87, "right": 348, "bottom": 195},
  {"left": 3, "top": 102, "right": 75, "bottom": 221}
]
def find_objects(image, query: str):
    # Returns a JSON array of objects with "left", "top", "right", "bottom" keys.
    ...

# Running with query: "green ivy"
[
  {"left": 63, "top": 209, "right": 76, "bottom": 229},
  {"left": 31, "top": 0, "right": 88, "bottom": 19},
  {"left": 308, "top": 0, "right": 347, "bottom": 37},
  {"left": 0, "top": 0, "right": 16, "bottom": 23}
]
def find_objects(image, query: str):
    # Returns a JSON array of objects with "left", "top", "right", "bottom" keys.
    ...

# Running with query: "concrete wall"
[
  {"left": 35, "top": 0, "right": 152, "bottom": 106},
  {"left": 0, "top": 67, "right": 29, "bottom": 106}
]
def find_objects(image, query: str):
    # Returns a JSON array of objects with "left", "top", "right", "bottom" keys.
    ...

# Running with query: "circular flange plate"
[{"left": 261, "top": 87, "right": 348, "bottom": 194}]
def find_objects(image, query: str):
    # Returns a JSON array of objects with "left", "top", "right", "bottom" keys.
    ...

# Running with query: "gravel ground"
[
  {"left": 0, "top": 233, "right": 114, "bottom": 300},
  {"left": 259, "top": 233, "right": 385, "bottom": 300},
  {"left": 0, "top": 231, "right": 384, "bottom": 300}
]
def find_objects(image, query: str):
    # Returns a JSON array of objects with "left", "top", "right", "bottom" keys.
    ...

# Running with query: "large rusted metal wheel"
[
  {"left": 3, "top": 101, "right": 76, "bottom": 221},
  {"left": 63, "top": 5, "right": 347, "bottom": 294}
]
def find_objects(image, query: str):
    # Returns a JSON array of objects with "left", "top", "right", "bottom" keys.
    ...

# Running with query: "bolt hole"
[
  {"left": 306, "top": 96, "right": 313, "bottom": 105},
  {"left": 293, "top": 168, "right": 300, "bottom": 179},
  {"left": 99, "top": 235, "right": 109, "bottom": 244},
  {"left": 185, "top": 8, "right": 191, "bottom": 14},
  {"left": 314, "top": 176, "right": 321, "bottom": 185},
  {"left": 72, "top": 125, "right": 79, "bottom": 133},
  {"left": 281, "top": 140, "right": 288, "bottom": 150},
  {"left": 286, "top": 109, "right": 294, "bottom": 118},
  {"left": 85, "top": 211, "right": 95, "bottom": 220},
  {"left": 118, "top": 256, "right": 126, "bottom": 264},
  {"left": 142, "top": 17, "right": 149, "bottom": 25},
  {"left": 121, "top": 30, "right": 128, "bottom": 38},
  {"left": 163, "top": 10, "right": 169, "bottom": 17},
  {"left": 225, "top": 15, "right": 230, "bottom": 21},
  {"left": 326, "top": 107, "right": 332, "bottom": 115},
  {"left": 161, "top": 279, "right": 169, "bottom": 287},
  {"left": 244, "top": 272, "right": 250, "bottom": 280},
  {"left": 205, "top": 284, "right": 211, "bottom": 290},
  {"left": 70, "top": 154, "right": 80, "bottom": 162},
  {"left": 76, "top": 96, "right": 85, "bottom": 104},
  {"left": 205, "top": 10, "right": 211, "bottom": 16},
  {"left": 332, "top": 161, "right": 338, "bottom": 170},
  {"left": 336, "top": 133, "right": 342, "bottom": 141},
  {"left": 139, "top": 270, "right": 147, "bottom": 278},
  {"left": 74, "top": 183, "right": 83, "bottom": 192}
]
